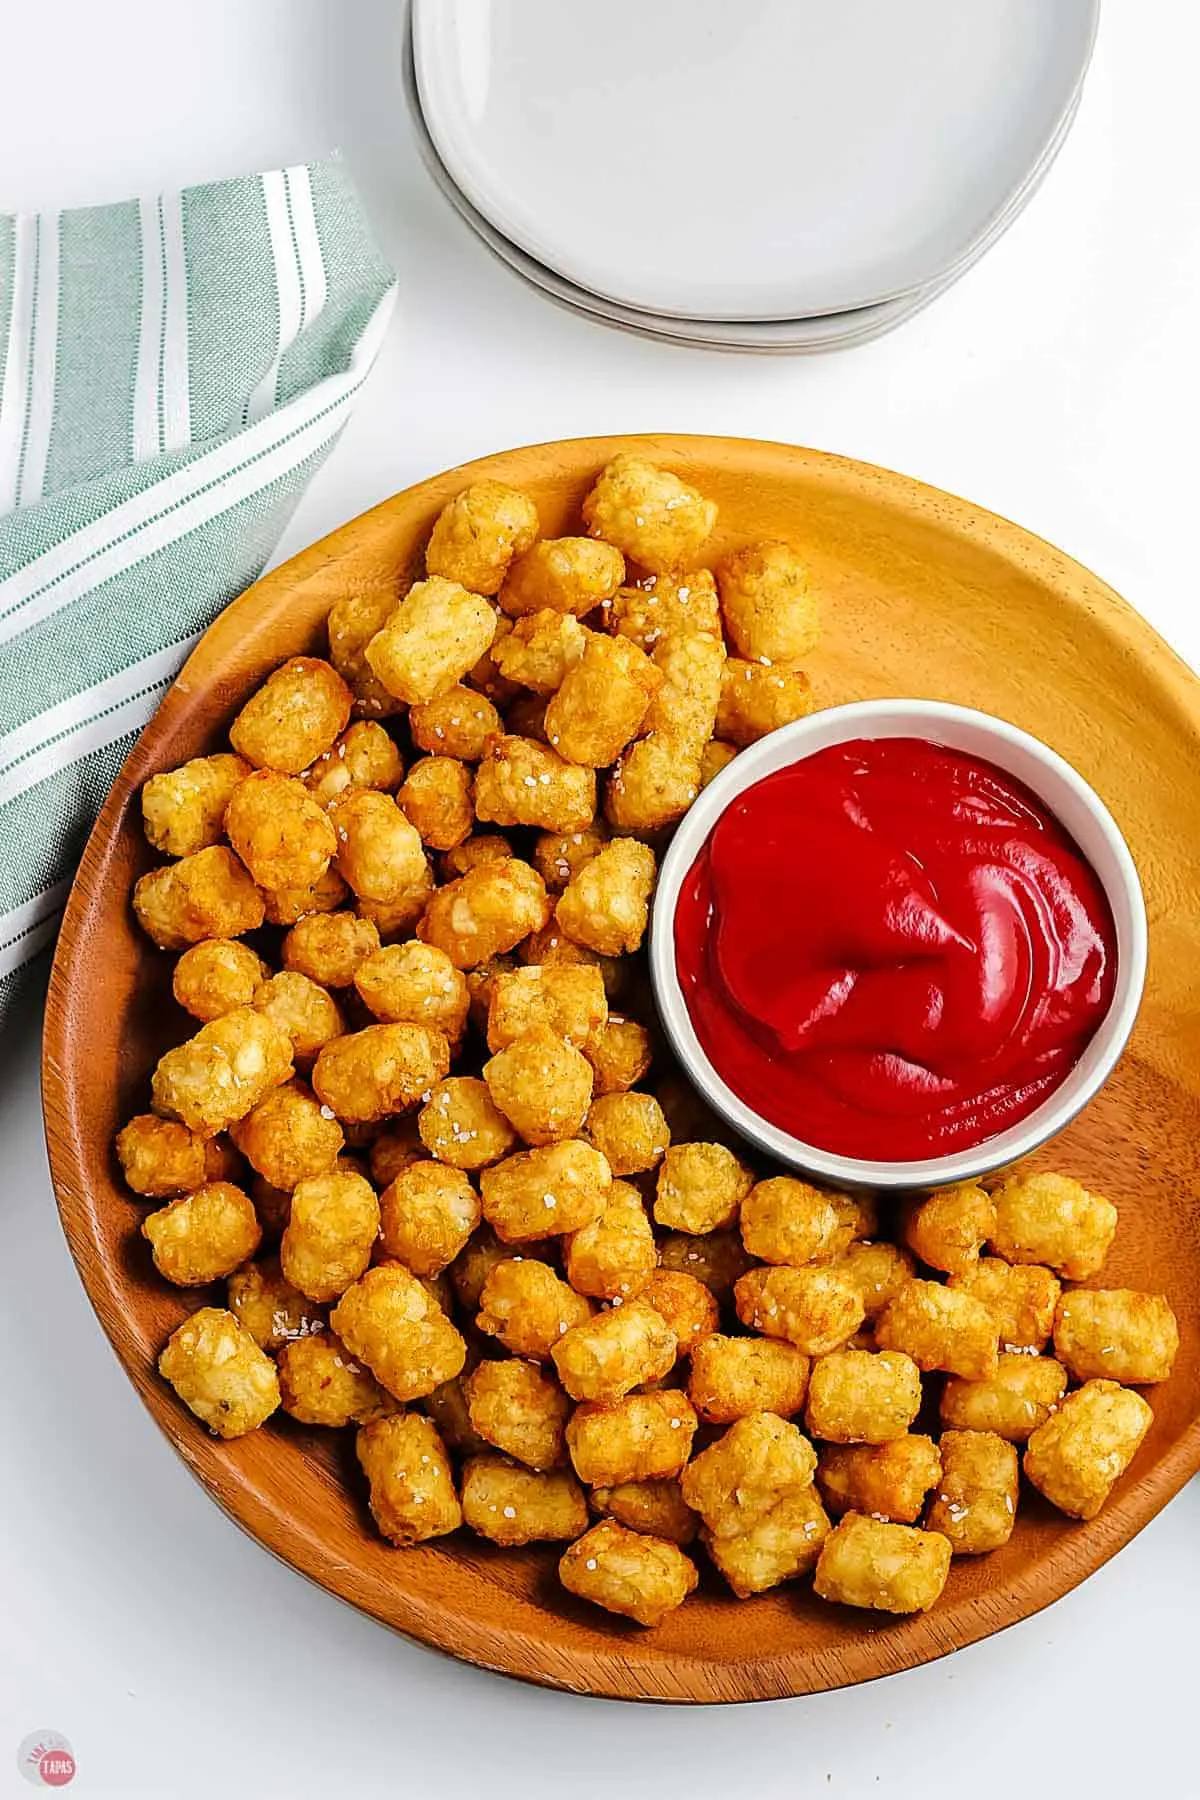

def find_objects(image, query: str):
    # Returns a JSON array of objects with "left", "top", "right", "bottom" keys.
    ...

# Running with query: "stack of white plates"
[{"left": 407, "top": 0, "right": 1099, "bottom": 353}]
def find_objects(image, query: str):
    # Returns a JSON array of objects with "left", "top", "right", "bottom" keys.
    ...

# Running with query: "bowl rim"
[{"left": 649, "top": 697, "right": 1149, "bottom": 1190}]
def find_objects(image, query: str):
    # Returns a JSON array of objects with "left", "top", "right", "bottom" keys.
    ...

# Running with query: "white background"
[{"left": 2, "top": 3, "right": 1198, "bottom": 1796}]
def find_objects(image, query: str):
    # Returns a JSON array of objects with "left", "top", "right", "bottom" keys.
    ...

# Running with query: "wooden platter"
[{"left": 41, "top": 435, "right": 1200, "bottom": 1703}]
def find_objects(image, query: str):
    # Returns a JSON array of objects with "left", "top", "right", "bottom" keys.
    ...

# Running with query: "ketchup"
[{"left": 674, "top": 738, "right": 1117, "bottom": 1161}]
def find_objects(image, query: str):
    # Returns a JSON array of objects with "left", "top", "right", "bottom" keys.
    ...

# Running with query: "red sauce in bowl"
[{"left": 674, "top": 737, "right": 1117, "bottom": 1161}]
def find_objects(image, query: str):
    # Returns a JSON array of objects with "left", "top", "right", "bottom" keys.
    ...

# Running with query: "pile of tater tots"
[{"left": 115, "top": 454, "right": 1179, "bottom": 1629}]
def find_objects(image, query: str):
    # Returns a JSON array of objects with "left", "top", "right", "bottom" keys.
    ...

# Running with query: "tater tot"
[
  {"left": 378, "top": 1160, "right": 480, "bottom": 1276},
  {"left": 739, "top": 1177, "right": 848, "bottom": 1267},
  {"left": 990, "top": 1171, "right": 1118, "bottom": 1280},
  {"left": 734, "top": 1266, "right": 865, "bottom": 1358},
  {"left": 368, "top": 1118, "right": 424, "bottom": 1188},
  {"left": 261, "top": 865, "right": 349, "bottom": 927},
  {"left": 492, "top": 610, "right": 588, "bottom": 694},
  {"left": 332, "top": 1263, "right": 467, "bottom": 1400},
  {"left": 948, "top": 1256, "right": 1060, "bottom": 1351},
  {"left": 814, "top": 1513, "right": 951, "bottom": 1615},
  {"left": 817, "top": 1436, "right": 942, "bottom": 1524},
  {"left": 605, "top": 631, "right": 725, "bottom": 834},
  {"left": 543, "top": 634, "right": 662, "bottom": 768},
  {"left": 927, "top": 1430, "right": 1019, "bottom": 1553},
  {"left": 143, "top": 1181, "right": 262, "bottom": 1285},
  {"left": 608, "top": 568, "right": 721, "bottom": 652},
  {"left": 229, "top": 656, "right": 352, "bottom": 774},
  {"left": 552, "top": 1297, "right": 677, "bottom": 1403},
  {"left": 590, "top": 1477, "right": 698, "bottom": 1546},
  {"left": 1024, "top": 1379, "right": 1153, "bottom": 1520},
  {"left": 566, "top": 1391, "right": 698, "bottom": 1486},
  {"left": 716, "top": 540, "right": 820, "bottom": 665},
  {"left": 330, "top": 788, "right": 429, "bottom": 905},
  {"left": 277, "top": 1332, "right": 395, "bottom": 1426},
  {"left": 474, "top": 735, "right": 596, "bottom": 835},
  {"left": 835, "top": 1241, "right": 917, "bottom": 1321},
  {"left": 303, "top": 719, "right": 404, "bottom": 809},
  {"left": 559, "top": 1520, "right": 698, "bottom": 1626},
  {"left": 805, "top": 1349, "right": 922, "bottom": 1444},
  {"left": 224, "top": 770, "right": 338, "bottom": 892},
  {"left": 357, "top": 1413, "right": 462, "bottom": 1545},
  {"left": 940, "top": 1353, "right": 1069, "bottom": 1443},
  {"left": 466, "top": 612, "right": 519, "bottom": 705},
  {"left": 116, "top": 1113, "right": 207, "bottom": 1198},
  {"left": 355, "top": 870, "right": 437, "bottom": 943},
  {"left": 462, "top": 1455, "right": 589, "bottom": 1545},
  {"left": 585, "top": 1015, "right": 653, "bottom": 1095},
  {"left": 486, "top": 964, "right": 607, "bottom": 1054},
  {"left": 465, "top": 1357, "right": 569, "bottom": 1470},
  {"left": 353, "top": 941, "right": 469, "bottom": 1041},
  {"left": 283, "top": 910, "right": 379, "bottom": 988},
  {"left": 327, "top": 583, "right": 405, "bottom": 719},
  {"left": 902, "top": 1184, "right": 996, "bottom": 1276},
  {"left": 518, "top": 923, "right": 626, "bottom": 1000},
  {"left": 280, "top": 1168, "right": 380, "bottom": 1302},
  {"left": 1053, "top": 1288, "right": 1179, "bottom": 1385},
  {"left": 142, "top": 752, "right": 250, "bottom": 857},
  {"left": 226, "top": 1255, "right": 325, "bottom": 1350},
  {"left": 581, "top": 1092, "right": 669, "bottom": 1177},
  {"left": 252, "top": 969, "right": 345, "bottom": 1066},
  {"left": 704, "top": 1485, "right": 831, "bottom": 1597},
  {"left": 606, "top": 737, "right": 700, "bottom": 837},
  {"left": 397, "top": 756, "right": 474, "bottom": 851},
  {"left": 425, "top": 480, "right": 539, "bottom": 595},
  {"left": 418, "top": 1076, "right": 519, "bottom": 1171},
  {"left": 563, "top": 1179, "right": 657, "bottom": 1301},
  {"left": 532, "top": 823, "right": 610, "bottom": 893},
  {"left": 158, "top": 1306, "right": 280, "bottom": 1438},
  {"left": 441, "top": 834, "right": 514, "bottom": 883},
  {"left": 715, "top": 659, "right": 814, "bottom": 747},
  {"left": 688, "top": 1334, "right": 810, "bottom": 1424},
  {"left": 680, "top": 1412, "right": 817, "bottom": 1540},
  {"left": 477, "top": 1133, "right": 613, "bottom": 1242},
  {"left": 204, "top": 1136, "right": 245, "bottom": 1184},
  {"left": 466, "top": 956, "right": 516, "bottom": 1033},
  {"left": 365, "top": 577, "right": 499, "bottom": 705},
  {"left": 418, "top": 857, "right": 550, "bottom": 969},
  {"left": 699, "top": 740, "right": 738, "bottom": 788},
  {"left": 658, "top": 1228, "right": 753, "bottom": 1302},
  {"left": 449, "top": 1224, "right": 515, "bottom": 1311},
  {"left": 655, "top": 1141, "right": 754, "bottom": 1235},
  {"left": 151, "top": 1007, "right": 294, "bottom": 1134},
  {"left": 876, "top": 1279, "right": 999, "bottom": 1381},
  {"left": 554, "top": 839, "right": 657, "bottom": 959},
  {"left": 230, "top": 1079, "right": 343, "bottom": 1189},
  {"left": 483, "top": 1026, "right": 594, "bottom": 1145},
  {"left": 311, "top": 1023, "right": 450, "bottom": 1124},
  {"left": 500, "top": 536, "right": 625, "bottom": 617},
  {"left": 422, "top": 1364, "right": 489, "bottom": 1456},
  {"left": 504, "top": 690, "right": 549, "bottom": 741},
  {"left": 581, "top": 454, "right": 717, "bottom": 572},
  {"left": 408, "top": 683, "right": 501, "bottom": 761},
  {"left": 133, "top": 846, "right": 265, "bottom": 950},
  {"left": 476, "top": 1257, "right": 592, "bottom": 1358},
  {"left": 640, "top": 1270, "right": 720, "bottom": 1356}
]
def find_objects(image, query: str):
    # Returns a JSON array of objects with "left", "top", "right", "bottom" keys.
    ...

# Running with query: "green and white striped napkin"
[{"left": 0, "top": 160, "right": 396, "bottom": 1028}]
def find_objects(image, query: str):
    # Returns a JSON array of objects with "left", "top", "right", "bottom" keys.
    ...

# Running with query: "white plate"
[
  {"left": 404, "top": 30, "right": 1083, "bottom": 355},
  {"left": 412, "top": 0, "right": 1098, "bottom": 323}
]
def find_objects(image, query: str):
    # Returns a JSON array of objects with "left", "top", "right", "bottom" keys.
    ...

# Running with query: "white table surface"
[{"left": 3, "top": 4, "right": 1198, "bottom": 1796}]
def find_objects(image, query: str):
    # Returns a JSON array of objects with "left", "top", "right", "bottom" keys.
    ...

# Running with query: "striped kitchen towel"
[{"left": 0, "top": 160, "right": 396, "bottom": 1029}]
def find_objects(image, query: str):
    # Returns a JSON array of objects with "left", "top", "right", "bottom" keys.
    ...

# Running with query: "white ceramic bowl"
[{"left": 649, "top": 700, "right": 1148, "bottom": 1191}]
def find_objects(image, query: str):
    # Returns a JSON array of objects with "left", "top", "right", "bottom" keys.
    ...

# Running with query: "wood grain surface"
[{"left": 41, "top": 435, "right": 1200, "bottom": 1703}]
